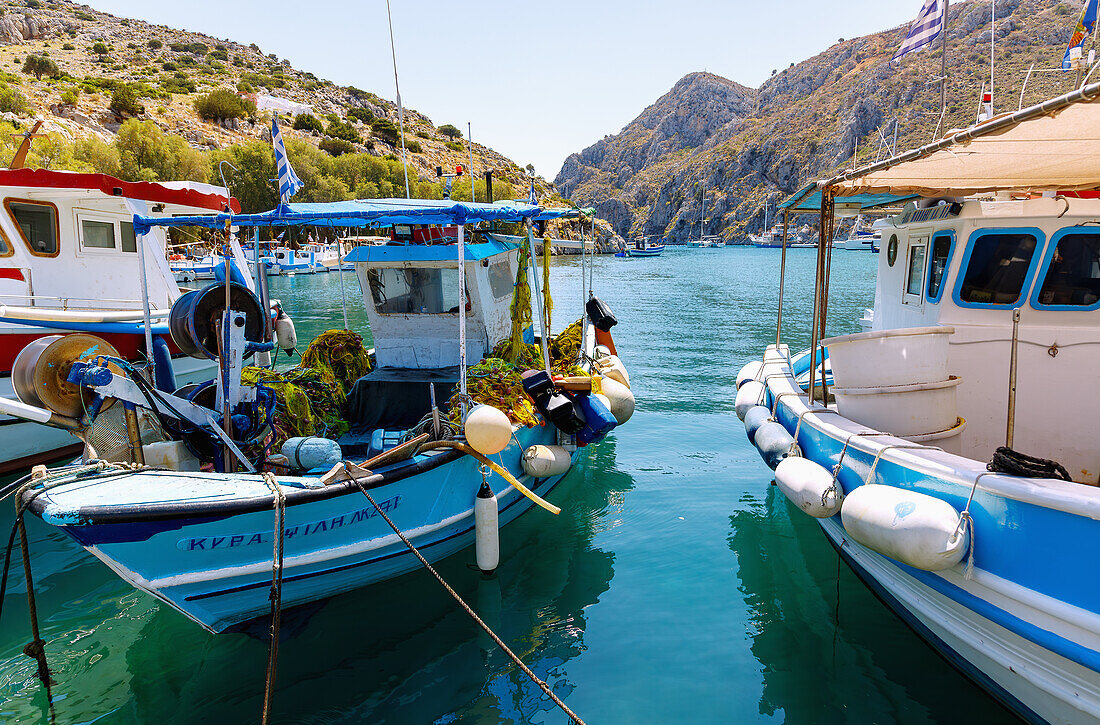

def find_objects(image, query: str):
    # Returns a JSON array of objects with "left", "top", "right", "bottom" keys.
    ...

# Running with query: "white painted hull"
[{"left": 819, "top": 515, "right": 1100, "bottom": 724}]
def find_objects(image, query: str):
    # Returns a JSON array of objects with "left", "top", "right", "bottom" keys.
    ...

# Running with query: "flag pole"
[{"left": 941, "top": 0, "right": 950, "bottom": 115}]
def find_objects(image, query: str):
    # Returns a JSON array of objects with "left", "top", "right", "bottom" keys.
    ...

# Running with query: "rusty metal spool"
[{"left": 12, "top": 334, "right": 122, "bottom": 419}]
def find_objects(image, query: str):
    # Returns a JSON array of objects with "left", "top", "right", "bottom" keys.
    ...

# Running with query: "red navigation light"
[
  {"left": 982, "top": 92, "right": 992, "bottom": 103},
  {"left": 455, "top": 165, "right": 464, "bottom": 175}
]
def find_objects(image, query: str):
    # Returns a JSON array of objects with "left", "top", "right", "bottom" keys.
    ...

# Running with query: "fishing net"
[
  {"left": 542, "top": 234, "right": 553, "bottom": 333},
  {"left": 242, "top": 329, "right": 372, "bottom": 448},
  {"left": 503, "top": 238, "right": 533, "bottom": 364}
]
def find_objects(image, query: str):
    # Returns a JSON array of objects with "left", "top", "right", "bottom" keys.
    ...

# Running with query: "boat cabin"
[{"left": 864, "top": 194, "right": 1100, "bottom": 482}]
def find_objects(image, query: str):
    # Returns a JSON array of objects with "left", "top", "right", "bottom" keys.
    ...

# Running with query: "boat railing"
[{"left": 0, "top": 294, "right": 160, "bottom": 311}]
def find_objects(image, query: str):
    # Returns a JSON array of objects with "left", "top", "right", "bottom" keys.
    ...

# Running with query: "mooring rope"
[
  {"left": 260, "top": 472, "right": 286, "bottom": 725},
  {"left": 347, "top": 473, "right": 586, "bottom": 725}
]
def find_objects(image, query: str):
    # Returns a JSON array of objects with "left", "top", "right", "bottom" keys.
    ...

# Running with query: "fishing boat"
[
  {"left": 7, "top": 198, "right": 634, "bottom": 635},
  {"left": 833, "top": 215, "right": 886, "bottom": 252},
  {"left": 621, "top": 237, "right": 665, "bottom": 257},
  {"left": 737, "top": 85, "right": 1100, "bottom": 724},
  {"left": 0, "top": 168, "right": 240, "bottom": 473}
]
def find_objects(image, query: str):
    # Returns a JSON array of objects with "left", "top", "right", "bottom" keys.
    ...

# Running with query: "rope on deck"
[
  {"left": 260, "top": 472, "right": 286, "bottom": 725},
  {"left": 348, "top": 471, "right": 586, "bottom": 725}
]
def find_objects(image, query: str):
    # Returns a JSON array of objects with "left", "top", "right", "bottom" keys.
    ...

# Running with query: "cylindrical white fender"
[
  {"left": 775, "top": 457, "right": 843, "bottom": 518},
  {"left": 742, "top": 405, "right": 772, "bottom": 445},
  {"left": 754, "top": 421, "right": 794, "bottom": 470},
  {"left": 464, "top": 404, "right": 512, "bottom": 455},
  {"left": 736, "top": 360, "right": 763, "bottom": 389},
  {"left": 474, "top": 482, "right": 499, "bottom": 574},
  {"left": 735, "top": 380, "right": 766, "bottom": 421},
  {"left": 600, "top": 377, "right": 635, "bottom": 424},
  {"left": 596, "top": 354, "right": 630, "bottom": 388},
  {"left": 281, "top": 436, "right": 342, "bottom": 471},
  {"left": 274, "top": 309, "right": 297, "bottom": 353},
  {"left": 522, "top": 444, "right": 571, "bottom": 478},
  {"left": 841, "top": 484, "right": 969, "bottom": 571}
]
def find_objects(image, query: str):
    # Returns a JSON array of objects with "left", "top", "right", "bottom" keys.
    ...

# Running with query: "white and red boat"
[{"left": 0, "top": 167, "right": 239, "bottom": 472}]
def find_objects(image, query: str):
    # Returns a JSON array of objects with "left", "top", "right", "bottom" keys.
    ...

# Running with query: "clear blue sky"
[{"left": 90, "top": 0, "right": 925, "bottom": 179}]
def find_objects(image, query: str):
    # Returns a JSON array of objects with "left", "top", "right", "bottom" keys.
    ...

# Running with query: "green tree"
[
  {"left": 90, "top": 41, "right": 109, "bottom": 55},
  {"left": 293, "top": 113, "right": 323, "bottom": 134},
  {"left": 319, "top": 137, "right": 354, "bottom": 156},
  {"left": 437, "top": 124, "right": 462, "bottom": 140},
  {"left": 325, "top": 117, "right": 361, "bottom": 143},
  {"left": 208, "top": 140, "right": 277, "bottom": 212},
  {"left": 114, "top": 119, "right": 208, "bottom": 182},
  {"left": 346, "top": 107, "right": 373, "bottom": 124},
  {"left": 369, "top": 118, "right": 399, "bottom": 144},
  {"left": 110, "top": 84, "right": 144, "bottom": 116},
  {"left": 147, "top": 39, "right": 162, "bottom": 50},
  {"left": 21, "top": 55, "right": 59, "bottom": 80},
  {"left": 193, "top": 88, "right": 255, "bottom": 122}
]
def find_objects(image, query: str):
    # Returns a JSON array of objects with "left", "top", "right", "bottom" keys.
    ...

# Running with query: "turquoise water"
[{"left": 0, "top": 249, "right": 1013, "bottom": 723}]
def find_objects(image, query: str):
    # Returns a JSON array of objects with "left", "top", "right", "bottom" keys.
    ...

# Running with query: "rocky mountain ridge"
[{"left": 556, "top": 0, "right": 1079, "bottom": 241}]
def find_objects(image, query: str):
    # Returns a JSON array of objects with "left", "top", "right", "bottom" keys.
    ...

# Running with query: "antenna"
[
  {"left": 385, "top": 0, "right": 411, "bottom": 199},
  {"left": 467, "top": 122, "right": 476, "bottom": 203}
]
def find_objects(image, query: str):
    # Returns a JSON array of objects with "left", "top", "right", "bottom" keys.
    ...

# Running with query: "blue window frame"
[
  {"left": 952, "top": 227, "right": 1044, "bottom": 309},
  {"left": 926, "top": 230, "right": 956, "bottom": 303},
  {"left": 1030, "top": 227, "right": 1100, "bottom": 311}
]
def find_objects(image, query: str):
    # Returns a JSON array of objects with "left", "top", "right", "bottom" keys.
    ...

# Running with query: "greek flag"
[
  {"left": 893, "top": 0, "right": 945, "bottom": 62},
  {"left": 271, "top": 118, "right": 303, "bottom": 204},
  {"left": 1063, "top": 0, "right": 1099, "bottom": 71},
  {"left": 528, "top": 179, "right": 537, "bottom": 205}
]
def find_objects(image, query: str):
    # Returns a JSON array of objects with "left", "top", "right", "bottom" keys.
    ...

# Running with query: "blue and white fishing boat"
[
  {"left": 737, "top": 86, "right": 1100, "bottom": 724},
  {"left": 622, "top": 237, "right": 665, "bottom": 257},
  {"left": 7, "top": 198, "right": 634, "bottom": 634}
]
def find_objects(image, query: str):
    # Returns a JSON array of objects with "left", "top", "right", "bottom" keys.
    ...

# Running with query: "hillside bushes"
[{"left": 194, "top": 88, "right": 255, "bottom": 122}]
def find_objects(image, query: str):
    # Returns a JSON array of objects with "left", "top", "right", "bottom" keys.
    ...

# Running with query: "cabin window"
[
  {"left": 926, "top": 232, "right": 954, "bottom": 303},
  {"left": 366, "top": 267, "right": 465, "bottom": 314},
  {"left": 121, "top": 221, "right": 137, "bottom": 253},
  {"left": 81, "top": 219, "right": 116, "bottom": 249},
  {"left": 906, "top": 244, "right": 926, "bottom": 296},
  {"left": 957, "top": 231, "right": 1039, "bottom": 306},
  {"left": 0, "top": 227, "right": 11, "bottom": 257},
  {"left": 487, "top": 260, "right": 513, "bottom": 299},
  {"left": 1034, "top": 232, "right": 1100, "bottom": 309},
  {"left": 7, "top": 200, "right": 59, "bottom": 257}
]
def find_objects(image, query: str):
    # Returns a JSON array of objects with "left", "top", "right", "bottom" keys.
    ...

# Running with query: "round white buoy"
[
  {"left": 736, "top": 360, "right": 764, "bottom": 389},
  {"left": 742, "top": 405, "right": 772, "bottom": 445},
  {"left": 522, "top": 444, "right": 572, "bottom": 478},
  {"left": 597, "top": 355, "right": 630, "bottom": 388},
  {"left": 464, "top": 404, "right": 512, "bottom": 455},
  {"left": 735, "top": 380, "right": 766, "bottom": 420},
  {"left": 474, "top": 482, "right": 499, "bottom": 574},
  {"left": 841, "top": 484, "right": 968, "bottom": 571},
  {"left": 600, "top": 377, "right": 635, "bottom": 424},
  {"left": 775, "top": 457, "right": 843, "bottom": 518}
]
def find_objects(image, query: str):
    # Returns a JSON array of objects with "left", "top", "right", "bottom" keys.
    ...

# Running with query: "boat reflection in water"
[
  {"left": 728, "top": 483, "right": 1013, "bottom": 724},
  {"left": 0, "top": 439, "right": 633, "bottom": 724}
]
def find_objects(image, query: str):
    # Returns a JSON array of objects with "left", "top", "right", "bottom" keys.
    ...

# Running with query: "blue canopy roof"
[
  {"left": 777, "top": 183, "right": 918, "bottom": 212},
  {"left": 132, "top": 198, "right": 543, "bottom": 236},
  {"left": 343, "top": 237, "right": 518, "bottom": 263}
]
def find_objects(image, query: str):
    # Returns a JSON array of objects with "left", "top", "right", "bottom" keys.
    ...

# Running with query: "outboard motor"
[{"left": 520, "top": 370, "right": 585, "bottom": 434}]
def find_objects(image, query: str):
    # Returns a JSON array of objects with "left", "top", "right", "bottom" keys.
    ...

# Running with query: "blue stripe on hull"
[{"left": 819, "top": 519, "right": 1042, "bottom": 724}]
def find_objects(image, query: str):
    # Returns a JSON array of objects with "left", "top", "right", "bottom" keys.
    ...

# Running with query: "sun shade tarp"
[
  {"left": 533, "top": 206, "right": 594, "bottom": 221},
  {"left": 132, "top": 198, "right": 542, "bottom": 236},
  {"left": 835, "top": 101, "right": 1100, "bottom": 197},
  {"left": 779, "top": 183, "right": 917, "bottom": 211}
]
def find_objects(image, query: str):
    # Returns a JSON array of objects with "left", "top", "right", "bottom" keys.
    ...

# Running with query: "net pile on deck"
[{"left": 242, "top": 330, "right": 372, "bottom": 447}]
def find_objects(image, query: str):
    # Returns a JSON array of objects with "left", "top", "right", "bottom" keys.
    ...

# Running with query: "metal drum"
[
  {"left": 168, "top": 282, "right": 265, "bottom": 359},
  {"left": 12, "top": 334, "right": 121, "bottom": 418}
]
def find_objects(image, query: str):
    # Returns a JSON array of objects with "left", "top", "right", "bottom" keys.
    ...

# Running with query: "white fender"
[
  {"left": 464, "top": 404, "right": 512, "bottom": 455},
  {"left": 474, "top": 483, "right": 499, "bottom": 574},
  {"left": 774, "top": 457, "right": 842, "bottom": 518},
  {"left": 274, "top": 309, "right": 297, "bottom": 353},
  {"left": 596, "top": 354, "right": 630, "bottom": 388},
  {"left": 600, "top": 377, "right": 635, "bottom": 424},
  {"left": 522, "top": 444, "right": 571, "bottom": 478},
  {"left": 841, "top": 484, "right": 969, "bottom": 571},
  {"left": 736, "top": 360, "right": 763, "bottom": 389},
  {"left": 735, "top": 380, "right": 766, "bottom": 420}
]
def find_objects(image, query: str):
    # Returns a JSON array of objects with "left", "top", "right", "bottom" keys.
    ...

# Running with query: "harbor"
[{"left": 0, "top": 0, "right": 1097, "bottom": 722}]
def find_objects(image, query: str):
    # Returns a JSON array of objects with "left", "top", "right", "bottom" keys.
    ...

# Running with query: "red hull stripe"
[{"left": 0, "top": 168, "right": 239, "bottom": 213}]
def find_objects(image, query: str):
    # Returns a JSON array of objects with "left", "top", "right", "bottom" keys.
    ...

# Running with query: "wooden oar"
[{"left": 419, "top": 440, "right": 561, "bottom": 515}]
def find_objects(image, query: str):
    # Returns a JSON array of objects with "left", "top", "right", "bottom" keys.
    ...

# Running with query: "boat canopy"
[
  {"left": 533, "top": 206, "right": 594, "bottom": 221},
  {"left": 779, "top": 184, "right": 916, "bottom": 212},
  {"left": 829, "top": 83, "right": 1100, "bottom": 198},
  {"left": 343, "top": 236, "right": 518, "bottom": 263},
  {"left": 132, "top": 198, "right": 544, "bottom": 236}
]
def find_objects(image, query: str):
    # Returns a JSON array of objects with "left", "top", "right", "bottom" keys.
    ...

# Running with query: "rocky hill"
[
  {"left": 0, "top": 0, "right": 554, "bottom": 204},
  {"left": 556, "top": 0, "right": 1080, "bottom": 241}
]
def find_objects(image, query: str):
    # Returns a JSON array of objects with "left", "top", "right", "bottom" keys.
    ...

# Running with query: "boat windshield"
[
  {"left": 1036, "top": 233, "right": 1100, "bottom": 307},
  {"left": 367, "top": 267, "right": 464, "bottom": 314}
]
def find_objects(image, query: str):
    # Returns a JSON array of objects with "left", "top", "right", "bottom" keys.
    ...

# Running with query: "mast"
[
  {"left": 990, "top": 0, "right": 995, "bottom": 115},
  {"left": 385, "top": 0, "right": 411, "bottom": 199},
  {"left": 941, "top": 0, "right": 950, "bottom": 116}
]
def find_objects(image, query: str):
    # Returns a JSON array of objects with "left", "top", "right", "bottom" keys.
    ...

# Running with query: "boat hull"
[
  {"left": 36, "top": 424, "right": 581, "bottom": 633},
  {"left": 748, "top": 347, "right": 1100, "bottom": 724}
]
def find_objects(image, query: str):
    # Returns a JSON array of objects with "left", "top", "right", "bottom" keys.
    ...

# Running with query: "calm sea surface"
[{"left": 0, "top": 247, "right": 1012, "bottom": 723}]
